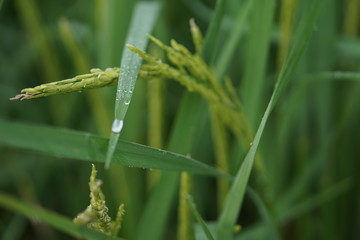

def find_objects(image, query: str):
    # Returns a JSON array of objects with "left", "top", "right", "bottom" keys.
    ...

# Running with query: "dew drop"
[
  {"left": 112, "top": 119, "right": 123, "bottom": 133},
  {"left": 124, "top": 100, "right": 130, "bottom": 105}
]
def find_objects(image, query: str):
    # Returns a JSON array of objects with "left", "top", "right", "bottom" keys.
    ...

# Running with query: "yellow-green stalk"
[
  {"left": 210, "top": 105, "right": 230, "bottom": 210},
  {"left": 277, "top": 0, "right": 298, "bottom": 72},
  {"left": 147, "top": 44, "right": 165, "bottom": 189},
  {"left": 343, "top": 0, "right": 359, "bottom": 36},
  {"left": 178, "top": 172, "right": 194, "bottom": 240},
  {"left": 15, "top": 0, "right": 61, "bottom": 84}
]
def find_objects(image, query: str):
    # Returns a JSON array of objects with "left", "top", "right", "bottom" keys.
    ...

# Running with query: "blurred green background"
[{"left": 0, "top": 0, "right": 359, "bottom": 239}]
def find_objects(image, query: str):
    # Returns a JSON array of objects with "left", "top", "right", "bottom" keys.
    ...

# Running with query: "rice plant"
[{"left": 0, "top": 0, "right": 359, "bottom": 239}]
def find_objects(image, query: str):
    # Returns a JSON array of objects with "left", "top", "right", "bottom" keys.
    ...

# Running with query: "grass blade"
[
  {"left": 215, "top": 0, "right": 253, "bottom": 78},
  {"left": 0, "top": 193, "right": 123, "bottom": 240},
  {"left": 277, "top": 178, "right": 353, "bottom": 223},
  {"left": 187, "top": 196, "right": 215, "bottom": 240},
  {"left": 235, "top": 179, "right": 352, "bottom": 239},
  {"left": 216, "top": 0, "right": 323, "bottom": 238},
  {"left": 0, "top": 119, "right": 229, "bottom": 177},
  {"left": 241, "top": 0, "right": 276, "bottom": 126},
  {"left": 135, "top": 94, "right": 207, "bottom": 240},
  {"left": 136, "top": 172, "right": 180, "bottom": 240},
  {"left": 178, "top": 173, "right": 195, "bottom": 240},
  {"left": 97, "top": 0, "right": 136, "bottom": 68},
  {"left": 201, "top": 0, "right": 227, "bottom": 64},
  {"left": 247, "top": 187, "right": 280, "bottom": 240},
  {"left": 136, "top": 1, "right": 229, "bottom": 237},
  {"left": 105, "top": 2, "right": 161, "bottom": 168},
  {"left": 1, "top": 215, "right": 27, "bottom": 240}
]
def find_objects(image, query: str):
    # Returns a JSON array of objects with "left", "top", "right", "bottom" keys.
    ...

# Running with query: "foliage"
[{"left": 0, "top": 0, "right": 359, "bottom": 239}]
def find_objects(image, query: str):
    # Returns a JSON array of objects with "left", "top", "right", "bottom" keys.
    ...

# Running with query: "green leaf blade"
[
  {"left": 105, "top": 2, "right": 162, "bottom": 168},
  {"left": 216, "top": 0, "right": 324, "bottom": 239},
  {"left": 0, "top": 193, "right": 123, "bottom": 240},
  {"left": 187, "top": 196, "right": 215, "bottom": 240},
  {"left": 0, "top": 119, "right": 229, "bottom": 178}
]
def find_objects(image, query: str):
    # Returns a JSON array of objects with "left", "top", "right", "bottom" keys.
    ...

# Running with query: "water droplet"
[
  {"left": 250, "top": 142, "right": 253, "bottom": 146},
  {"left": 112, "top": 119, "right": 123, "bottom": 133},
  {"left": 124, "top": 100, "right": 130, "bottom": 105}
]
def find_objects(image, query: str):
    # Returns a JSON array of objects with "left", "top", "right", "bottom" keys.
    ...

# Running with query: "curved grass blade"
[
  {"left": 216, "top": 0, "right": 324, "bottom": 239},
  {"left": 187, "top": 195, "right": 215, "bottom": 240},
  {"left": 105, "top": 2, "right": 161, "bottom": 169},
  {"left": 0, "top": 119, "right": 229, "bottom": 178},
  {"left": 0, "top": 192, "right": 123, "bottom": 240}
]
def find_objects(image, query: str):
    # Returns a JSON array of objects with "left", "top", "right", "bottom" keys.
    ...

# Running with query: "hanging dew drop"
[
  {"left": 124, "top": 100, "right": 130, "bottom": 105},
  {"left": 112, "top": 119, "right": 124, "bottom": 133}
]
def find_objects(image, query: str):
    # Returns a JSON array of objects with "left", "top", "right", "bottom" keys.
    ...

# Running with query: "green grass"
[
  {"left": 1, "top": 0, "right": 359, "bottom": 239},
  {"left": 105, "top": 2, "right": 161, "bottom": 169}
]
